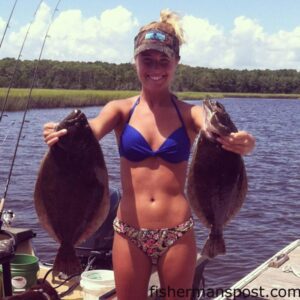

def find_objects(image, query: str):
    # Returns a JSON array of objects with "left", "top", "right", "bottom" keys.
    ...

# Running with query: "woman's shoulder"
[
  {"left": 102, "top": 95, "right": 140, "bottom": 124},
  {"left": 89, "top": 96, "right": 140, "bottom": 140},
  {"left": 105, "top": 96, "right": 139, "bottom": 112},
  {"left": 174, "top": 97, "right": 204, "bottom": 132},
  {"left": 174, "top": 97, "right": 202, "bottom": 117},
  {"left": 103, "top": 96, "right": 137, "bottom": 112}
]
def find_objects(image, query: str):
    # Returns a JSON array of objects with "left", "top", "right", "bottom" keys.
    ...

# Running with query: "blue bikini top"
[{"left": 119, "top": 96, "right": 190, "bottom": 163}]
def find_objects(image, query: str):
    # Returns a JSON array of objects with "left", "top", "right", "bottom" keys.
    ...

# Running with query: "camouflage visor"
[{"left": 134, "top": 29, "right": 180, "bottom": 58}]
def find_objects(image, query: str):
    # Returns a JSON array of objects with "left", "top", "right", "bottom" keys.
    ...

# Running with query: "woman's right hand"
[{"left": 43, "top": 122, "right": 67, "bottom": 146}]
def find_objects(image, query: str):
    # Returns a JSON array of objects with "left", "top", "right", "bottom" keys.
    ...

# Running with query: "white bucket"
[{"left": 80, "top": 270, "right": 115, "bottom": 300}]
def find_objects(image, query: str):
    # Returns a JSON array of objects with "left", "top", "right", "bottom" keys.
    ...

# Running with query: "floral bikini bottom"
[{"left": 113, "top": 217, "right": 194, "bottom": 265}]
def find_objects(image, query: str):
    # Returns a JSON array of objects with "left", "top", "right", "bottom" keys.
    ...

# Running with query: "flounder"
[
  {"left": 187, "top": 99, "right": 248, "bottom": 258},
  {"left": 34, "top": 110, "right": 109, "bottom": 275}
]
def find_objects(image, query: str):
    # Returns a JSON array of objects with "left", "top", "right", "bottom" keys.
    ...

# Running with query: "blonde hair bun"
[{"left": 160, "top": 9, "right": 184, "bottom": 45}]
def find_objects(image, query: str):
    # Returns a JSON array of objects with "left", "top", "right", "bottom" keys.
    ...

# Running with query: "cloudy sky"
[{"left": 0, "top": 0, "right": 300, "bottom": 70}]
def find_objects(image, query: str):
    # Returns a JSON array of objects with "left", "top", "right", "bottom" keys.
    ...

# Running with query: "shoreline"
[{"left": 0, "top": 88, "right": 299, "bottom": 111}]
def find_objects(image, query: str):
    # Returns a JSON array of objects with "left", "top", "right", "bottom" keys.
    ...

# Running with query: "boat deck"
[
  {"left": 0, "top": 227, "right": 208, "bottom": 299},
  {"left": 38, "top": 251, "right": 207, "bottom": 300},
  {"left": 2, "top": 228, "right": 299, "bottom": 299},
  {"left": 215, "top": 239, "right": 300, "bottom": 300}
]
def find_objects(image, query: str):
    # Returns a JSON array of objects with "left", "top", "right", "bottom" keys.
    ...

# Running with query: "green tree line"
[{"left": 1, "top": 58, "right": 300, "bottom": 93}]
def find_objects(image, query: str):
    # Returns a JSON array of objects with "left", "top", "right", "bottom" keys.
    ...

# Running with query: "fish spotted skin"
[
  {"left": 187, "top": 99, "right": 248, "bottom": 259},
  {"left": 34, "top": 110, "right": 109, "bottom": 276}
]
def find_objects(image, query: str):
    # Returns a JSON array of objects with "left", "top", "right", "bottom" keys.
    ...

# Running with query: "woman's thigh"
[
  {"left": 112, "top": 232, "right": 152, "bottom": 300},
  {"left": 157, "top": 229, "right": 197, "bottom": 300}
]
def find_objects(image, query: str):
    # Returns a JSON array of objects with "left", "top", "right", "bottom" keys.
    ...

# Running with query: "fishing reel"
[{"left": 1, "top": 209, "right": 15, "bottom": 227}]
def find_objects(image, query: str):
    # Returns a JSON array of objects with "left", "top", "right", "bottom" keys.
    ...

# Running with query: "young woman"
[{"left": 43, "top": 10, "right": 255, "bottom": 300}]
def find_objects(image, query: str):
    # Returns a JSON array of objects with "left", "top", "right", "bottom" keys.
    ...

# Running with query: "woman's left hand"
[{"left": 217, "top": 131, "right": 256, "bottom": 155}]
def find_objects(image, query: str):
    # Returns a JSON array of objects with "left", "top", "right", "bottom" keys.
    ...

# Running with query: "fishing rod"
[
  {"left": 0, "top": 0, "right": 43, "bottom": 122},
  {"left": 0, "top": 0, "right": 63, "bottom": 221},
  {"left": 0, "top": 0, "right": 18, "bottom": 49},
  {"left": 0, "top": 120, "right": 15, "bottom": 145}
]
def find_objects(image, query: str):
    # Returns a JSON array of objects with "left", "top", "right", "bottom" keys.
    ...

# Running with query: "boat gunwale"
[{"left": 214, "top": 239, "right": 300, "bottom": 300}]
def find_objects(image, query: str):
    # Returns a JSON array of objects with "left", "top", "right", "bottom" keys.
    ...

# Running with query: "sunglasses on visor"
[
  {"left": 144, "top": 31, "right": 166, "bottom": 42},
  {"left": 134, "top": 29, "right": 180, "bottom": 58}
]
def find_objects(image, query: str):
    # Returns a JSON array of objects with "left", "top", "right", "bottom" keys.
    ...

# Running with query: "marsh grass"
[
  {"left": 0, "top": 88, "right": 299, "bottom": 111},
  {"left": 0, "top": 89, "right": 141, "bottom": 111}
]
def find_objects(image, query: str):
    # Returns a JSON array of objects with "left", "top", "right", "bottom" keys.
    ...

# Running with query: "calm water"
[{"left": 0, "top": 98, "right": 299, "bottom": 292}]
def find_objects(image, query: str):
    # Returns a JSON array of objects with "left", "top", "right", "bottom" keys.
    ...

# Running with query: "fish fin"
[
  {"left": 53, "top": 243, "right": 82, "bottom": 276},
  {"left": 201, "top": 234, "right": 226, "bottom": 258}
]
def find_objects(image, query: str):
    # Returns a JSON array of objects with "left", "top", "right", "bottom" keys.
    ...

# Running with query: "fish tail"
[
  {"left": 201, "top": 229, "right": 226, "bottom": 258},
  {"left": 53, "top": 242, "right": 82, "bottom": 276}
]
